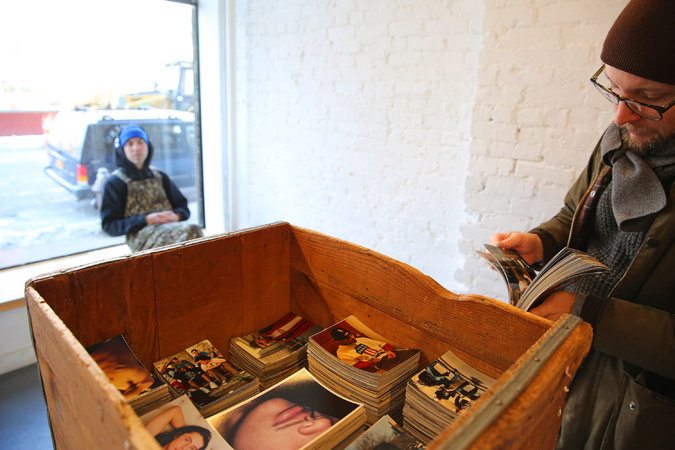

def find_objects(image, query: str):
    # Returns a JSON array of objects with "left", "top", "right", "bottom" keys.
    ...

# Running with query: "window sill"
[{"left": 0, "top": 245, "right": 130, "bottom": 310}]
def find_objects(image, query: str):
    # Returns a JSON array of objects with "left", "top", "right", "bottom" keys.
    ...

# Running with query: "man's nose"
[{"left": 613, "top": 101, "right": 641, "bottom": 127}]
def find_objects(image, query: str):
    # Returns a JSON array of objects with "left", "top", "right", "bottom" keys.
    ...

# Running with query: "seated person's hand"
[{"left": 146, "top": 210, "right": 180, "bottom": 224}]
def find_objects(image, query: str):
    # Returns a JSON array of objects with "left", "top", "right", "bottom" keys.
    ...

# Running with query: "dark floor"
[{"left": 0, "top": 364, "right": 53, "bottom": 449}]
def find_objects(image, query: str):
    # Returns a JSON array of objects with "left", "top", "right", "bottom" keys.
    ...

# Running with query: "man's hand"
[
  {"left": 529, "top": 291, "right": 576, "bottom": 321},
  {"left": 490, "top": 231, "right": 544, "bottom": 265},
  {"left": 146, "top": 210, "right": 180, "bottom": 225}
]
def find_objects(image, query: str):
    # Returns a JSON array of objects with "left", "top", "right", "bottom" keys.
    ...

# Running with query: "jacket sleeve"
[
  {"left": 576, "top": 294, "right": 675, "bottom": 380},
  {"left": 160, "top": 171, "right": 190, "bottom": 221},
  {"left": 100, "top": 176, "right": 147, "bottom": 236}
]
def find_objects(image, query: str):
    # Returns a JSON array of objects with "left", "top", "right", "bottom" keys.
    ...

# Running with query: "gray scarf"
[{"left": 600, "top": 123, "right": 675, "bottom": 232}]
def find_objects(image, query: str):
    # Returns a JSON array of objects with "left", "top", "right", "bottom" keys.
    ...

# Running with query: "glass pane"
[{"left": 0, "top": 0, "right": 202, "bottom": 269}]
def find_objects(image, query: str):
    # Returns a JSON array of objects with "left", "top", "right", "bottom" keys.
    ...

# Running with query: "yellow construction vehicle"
[{"left": 120, "top": 61, "right": 194, "bottom": 111}]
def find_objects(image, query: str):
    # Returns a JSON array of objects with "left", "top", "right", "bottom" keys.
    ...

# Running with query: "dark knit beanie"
[{"left": 601, "top": 0, "right": 675, "bottom": 85}]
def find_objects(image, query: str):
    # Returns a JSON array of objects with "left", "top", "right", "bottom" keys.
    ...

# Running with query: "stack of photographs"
[
  {"left": 345, "top": 414, "right": 425, "bottom": 450},
  {"left": 403, "top": 348, "right": 496, "bottom": 444},
  {"left": 87, "top": 334, "right": 171, "bottom": 416},
  {"left": 207, "top": 368, "right": 367, "bottom": 450},
  {"left": 153, "top": 339, "right": 259, "bottom": 417},
  {"left": 140, "top": 395, "right": 232, "bottom": 449},
  {"left": 307, "top": 315, "right": 421, "bottom": 425},
  {"left": 477, "top": 244, "right": 608, "bottom": 311},
  {"left": 229, "top": 312, "right": 323, "bottom": 389}
]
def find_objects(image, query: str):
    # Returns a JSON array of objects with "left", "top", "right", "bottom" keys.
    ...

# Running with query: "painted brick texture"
[
  {"left": 462, "top": 0, "right": 624, "bottom": 300},
  {"left": 229, "top": 0, "right": 627, "bottom": 301}
]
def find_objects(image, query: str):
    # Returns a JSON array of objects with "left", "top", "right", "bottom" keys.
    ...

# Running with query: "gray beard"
[{"left": 619, "top": 125, "right": 675, "bottom": 156}]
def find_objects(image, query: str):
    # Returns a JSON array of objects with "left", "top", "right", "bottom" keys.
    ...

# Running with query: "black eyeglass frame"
[{"left": 590, "top": 64, "right": 675, "bottom": 121}]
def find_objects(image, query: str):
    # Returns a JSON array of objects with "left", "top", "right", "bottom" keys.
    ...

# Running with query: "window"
[{"left": 0, "top": 0, "right": 203, "bottom": 269}]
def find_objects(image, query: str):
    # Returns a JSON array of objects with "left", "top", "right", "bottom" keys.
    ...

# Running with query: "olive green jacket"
[{"left": 531, "top": 126, "right": 675, "bottom": 449}]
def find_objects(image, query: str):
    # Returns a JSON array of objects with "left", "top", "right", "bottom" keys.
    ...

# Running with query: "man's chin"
[{"left": 619, "top": 126, "right": 673, "bottom": 156}]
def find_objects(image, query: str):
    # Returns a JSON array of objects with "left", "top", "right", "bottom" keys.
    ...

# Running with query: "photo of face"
[
  {"left": 208, "top": 369, "right": 360, "bottom": 450},
  {"left": 141, "top": 395, "right": 231, "bottom": 450},
  {"left": 228, "top": 398, "right": 338, "bottom": 450},
  {"left": 164, "top": 429, "right": 206, "bottom": 450}
]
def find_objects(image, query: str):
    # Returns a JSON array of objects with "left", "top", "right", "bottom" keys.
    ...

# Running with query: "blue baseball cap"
[{"left": 118, "top": 125, "right": 149, "bottom": 148}]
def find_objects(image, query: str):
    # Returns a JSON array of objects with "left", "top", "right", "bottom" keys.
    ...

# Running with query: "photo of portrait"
[
  {"left": 310, "top": 316, "right": 418, "bottom": 374},
  {"left": 141, "top": 395, "right": 231, "bottom": 450},
  {"left": 208, "top": 368, "right": 363, "bottom": 450}
]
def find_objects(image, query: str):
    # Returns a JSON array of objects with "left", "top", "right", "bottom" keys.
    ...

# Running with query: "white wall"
[
  {"left": 226, "top": 0, "right": 625, "bottom": 300},
  {"left": 459, "top": 0, "right": 623, "bottom": 299},
  {"left": 228, "top": 0, "right": 483, "bottom": 292},
  {"left": 0, "top": 306, "right": 36, "bottom": 372}
]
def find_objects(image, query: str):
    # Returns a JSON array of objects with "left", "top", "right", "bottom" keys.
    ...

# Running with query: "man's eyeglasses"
[{"left": 590, "top": 64, "right": 675, "bottom": 121}]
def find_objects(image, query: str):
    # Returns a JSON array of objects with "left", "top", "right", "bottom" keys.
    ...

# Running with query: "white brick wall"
[
  {"left": 228, "top": 0, "right": 626, "bottom": 302},
  {"left": 463, "top": 0, "right": 625, "bottom": 300}
]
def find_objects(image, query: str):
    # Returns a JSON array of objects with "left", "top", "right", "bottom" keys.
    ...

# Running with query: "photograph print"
[
  {"left": 235, "top": 312, "right": 323, "bottom": 360},
  {"left": 311, "top": 315, "right": 418, "bottom": 374},
  {"left": 207, "top": 368, "right": 362, "bottom": 450},
  {"left": 141, "top": 395, "right": 232, "bottom": 450}
]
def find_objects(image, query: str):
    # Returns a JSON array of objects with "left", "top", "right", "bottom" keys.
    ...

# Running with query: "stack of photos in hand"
[
  {"left": 345, "top": 414, "right": 425, "bottom": 450},
  {"left": 87, "top": 334, "right": 171, "bottom": 416},
  {"left": 477, "top": 244, "right": 609, "bottom": 311},
  {"left": 229, "top": 312, "right": 323, "bottom": 389},
  {"left": 403, "top": 347, "right": 496, "bottom": 444},
  {"left": 140, "top": 395, "right": 232, "bottom": 449},
  {"left": 307, "top": 315, "right": 421, "bottom": 425},
  {"left": 207, "top": 368, "right": 367, "bottom": 450},
  {"left": 153, "top": 339, "right": 259, "bottom": 417}
]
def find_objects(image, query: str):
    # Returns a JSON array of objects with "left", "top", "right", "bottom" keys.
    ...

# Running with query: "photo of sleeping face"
[
  {"left": 208, "top": 369, "right": 359, "bottom": 450},
  {"left": 224, "top": 397, "right": 338, "bottom": 450}
]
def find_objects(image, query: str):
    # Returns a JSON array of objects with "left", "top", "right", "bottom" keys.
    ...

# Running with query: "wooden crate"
[{"left": 25, "top": 222, "right": 591, "bottom": 449}]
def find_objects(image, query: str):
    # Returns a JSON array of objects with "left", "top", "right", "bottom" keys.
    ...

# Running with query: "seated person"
[{"left": 100, "top": 125, "right": 203, "bottom": 251}]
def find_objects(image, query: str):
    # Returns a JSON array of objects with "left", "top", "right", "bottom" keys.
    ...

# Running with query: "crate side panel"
[
  {"left": 76, "top": 256, "right": 157, "bottom": 365},
  {"left": 241, "top": 223, "right": 292, "bottom": 338},
  {"left": 477, "top": 321, "right": 592, "bottom": 449},
  {"left": 291, "top": 268, "right": 503, "bottom": 378},
  {"left": 26, "top": 288, "right": 160, "bottom": 450},
  {"left": 152, "top": 224, "right": 292, "bottom": 358},
  {"left": 27, "top": 275, "right": 76, "bottom": 336},
  {"left": 290, "top": 226, "right": 549, "bottom": 370},
  {"left": 29, "top": 256, "right": 159, "bottom": 364},
  {"left": 432, "top": 320, "right": 593, "bottom": 449},
  {"left": 152, "top": 236, "right": 245, "bottom": 357}
]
